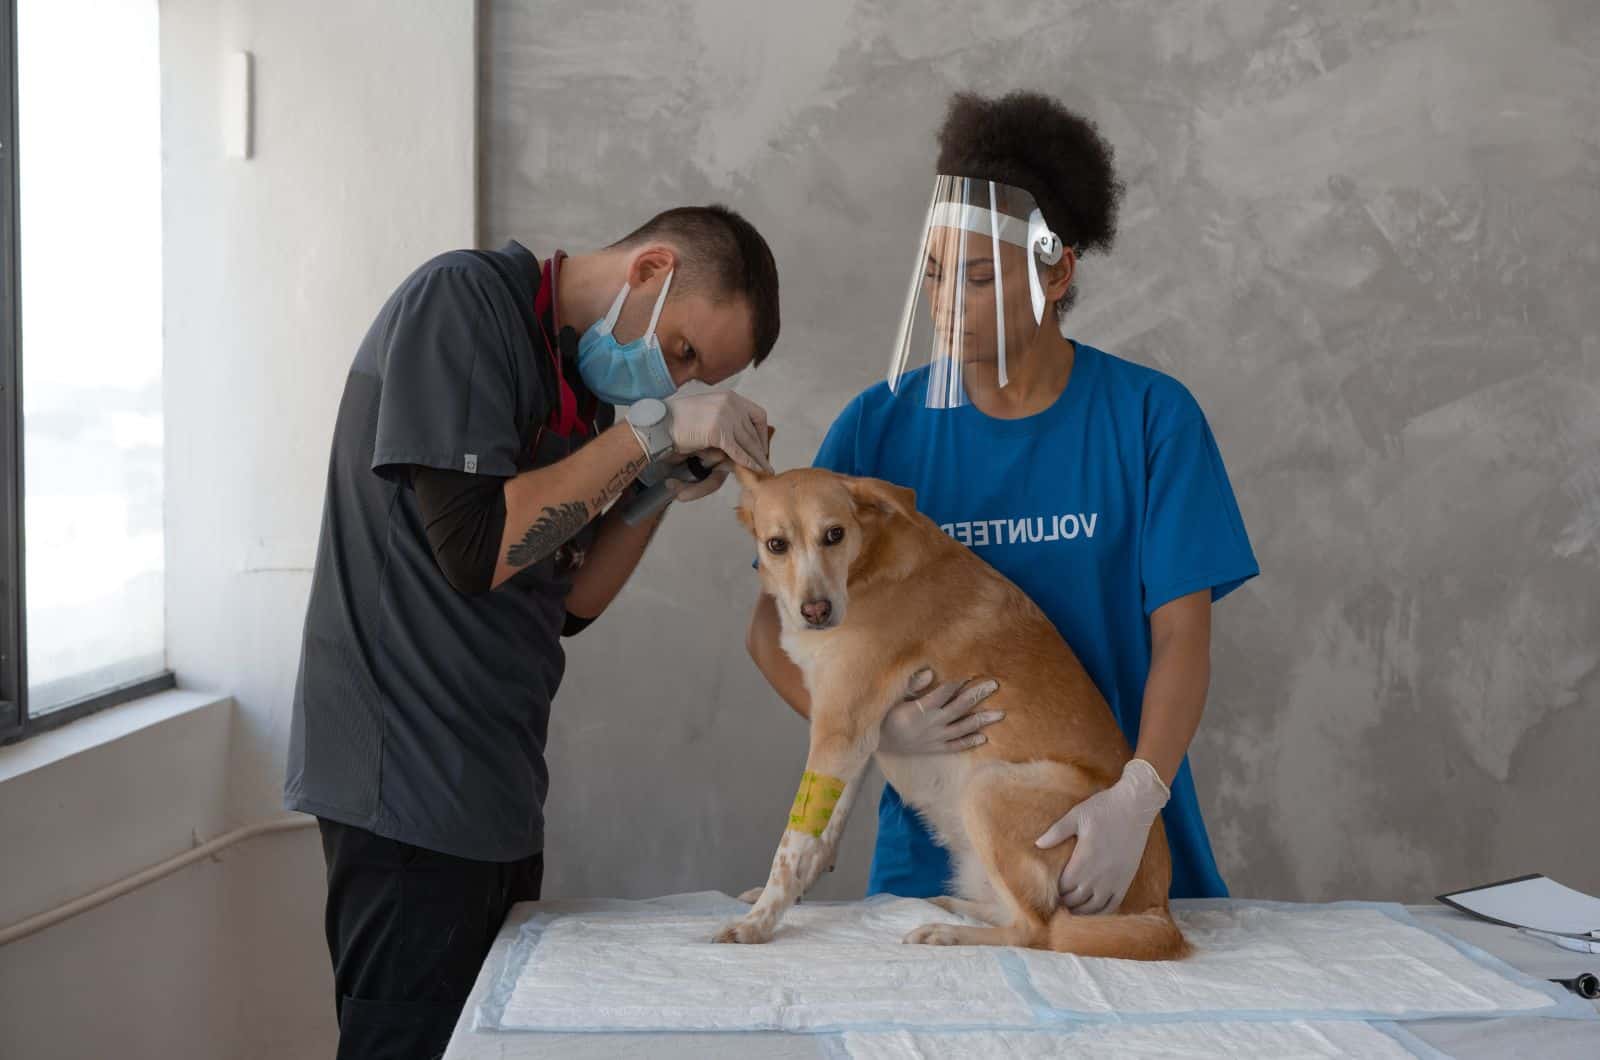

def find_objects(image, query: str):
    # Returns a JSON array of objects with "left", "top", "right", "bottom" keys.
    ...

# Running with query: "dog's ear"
[
  {"left": 729, "top": 426, "right": 777, "bottom": 494},
  {"left": 846, "top": 476, "right": 917, "bottom": 520},
  {"left": 732, "top": 463, "right": 771, "bottom": 492},
  {"left": 732, "top": 463, "right": 769, "bottom": 536},
  {"left": 735, "top": 494, "right": 756, "bottom": 535}
]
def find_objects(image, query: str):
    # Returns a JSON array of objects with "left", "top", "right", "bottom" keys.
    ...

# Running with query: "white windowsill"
[{"left": 0, "top": 688, "right": 231, "bottom": 785}]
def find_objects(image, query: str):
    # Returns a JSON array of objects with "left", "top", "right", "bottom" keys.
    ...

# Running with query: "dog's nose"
[{"left": 800, "top": 599, "right": 833, "bottom": 626}]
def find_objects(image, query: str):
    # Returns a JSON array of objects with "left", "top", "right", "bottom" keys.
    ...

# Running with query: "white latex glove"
[
  {"left": 665, "top": 449, "right": 732, "bottom": 503},
  {"left": 877, "top": 669, "right": 1002, "bottom": 755},
  {"left": 665, "top": 392, "right": 773, "bottom": 474},
  {"left": 1035, "top": 758, "right": 1170, "bottom": 916}
]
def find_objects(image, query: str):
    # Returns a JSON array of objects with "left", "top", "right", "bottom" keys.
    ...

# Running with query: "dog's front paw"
[
  {"left": 713, "top": 916, "right": 774, "bottom": 944},
  {"left": 903, "top": 922, "right": 963, "bottom": 946},
  {"left": 736, "top": 885, "right": 765, "bottom": 904}
]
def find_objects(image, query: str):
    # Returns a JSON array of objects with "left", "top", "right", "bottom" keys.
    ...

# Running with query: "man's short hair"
[{"left": 611, "top": 205, "right": 781, "bottom": 365}]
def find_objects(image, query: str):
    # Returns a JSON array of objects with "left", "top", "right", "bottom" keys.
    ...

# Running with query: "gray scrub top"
[{"left": 285, "top": 241, "right": 608, "bottom": 861}]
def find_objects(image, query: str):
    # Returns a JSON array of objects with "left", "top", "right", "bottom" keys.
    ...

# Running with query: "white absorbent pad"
[
  {"left": 476, "top": 895, "right": 1584, "bottom": 1034},
  {"left": 479, "top": 898, "right": 1035, "bottom": 1033},
  {"left": 838, "top": 1021, "right": 1421, "bottom": 1060},
  {"left": 1016, "top": 900, "right": 1560, "bottom": 1022}
]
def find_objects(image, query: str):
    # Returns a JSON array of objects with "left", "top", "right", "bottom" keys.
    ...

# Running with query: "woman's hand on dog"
[
  {"left": 1036, "top": 758, "right": 1171, "bottom": 915},
  {"left": 877, "top": 670, "right": 1002, "bottom": 754}
]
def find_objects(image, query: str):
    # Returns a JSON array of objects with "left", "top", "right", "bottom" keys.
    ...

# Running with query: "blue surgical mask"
[{"left": 576, "top": 270, "right": 676, "bottom": 405}]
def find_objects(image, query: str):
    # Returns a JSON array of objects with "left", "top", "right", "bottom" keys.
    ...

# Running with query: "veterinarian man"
[
  {"left": 749, "top": 92, "right": 1258, "bottom": 915},
  {"left": 285, "top": 205, "right": 780, "bottom": 1059}
]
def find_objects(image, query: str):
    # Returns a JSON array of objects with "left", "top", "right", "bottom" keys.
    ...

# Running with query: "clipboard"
[{"left": 1437, "top": 873, "right": 1600, "bottom": 939}]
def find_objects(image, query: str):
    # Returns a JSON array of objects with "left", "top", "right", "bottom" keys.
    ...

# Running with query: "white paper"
[{"left": 1443, "top": 875, "right": 1600, "bottom": 937}]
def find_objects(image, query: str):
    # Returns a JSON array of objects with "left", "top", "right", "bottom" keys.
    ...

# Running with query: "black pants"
[{"left": 318, "top": 819, "right": 543, "bottom": 1060}]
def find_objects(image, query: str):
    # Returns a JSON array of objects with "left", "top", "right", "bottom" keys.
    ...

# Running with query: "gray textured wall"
[{"left": 482, "top": 0, "right": 1600, "bottom": 904}]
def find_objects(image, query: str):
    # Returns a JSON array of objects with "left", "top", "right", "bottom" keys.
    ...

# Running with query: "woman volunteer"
[{"left": 748, "top": 91, "right": 1258, "bottom": 915}]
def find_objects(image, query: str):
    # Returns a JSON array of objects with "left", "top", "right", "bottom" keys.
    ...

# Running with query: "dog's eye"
[
  {"left": 765, "top": 537, "right": 789, "bottom": 555},
  {"left": 823, "top": 526, "right": 845, "bottom": 546}
]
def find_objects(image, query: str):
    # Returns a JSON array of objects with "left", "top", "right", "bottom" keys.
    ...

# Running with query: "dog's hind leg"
[
  {"left": 905, "top": 761, "right": 1100, "bottom": 948},
  {"left": 906, "top": 761, "right": 1188, "bottom": 960},
  {"left": 926, "top": 896, "right": 999, "bottom": 922},
  {"left": 926, "top": 859, "right": 1006, "bottom": 923}
]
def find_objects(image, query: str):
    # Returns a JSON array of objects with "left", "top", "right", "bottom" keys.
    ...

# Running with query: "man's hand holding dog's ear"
[
  {"left": 664, "top": 449, "right": 733, "bottom": 503},
  {"left": 877, "top": 670, "right": 1002, "bottom": 754},
  {"left": 664, "top": 392, "right": 773, "bottom": 474}
]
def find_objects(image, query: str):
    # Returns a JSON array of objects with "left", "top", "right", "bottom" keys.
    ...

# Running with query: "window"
[{"left": 1, "top": 0, "right": 172, "bottom": 743}]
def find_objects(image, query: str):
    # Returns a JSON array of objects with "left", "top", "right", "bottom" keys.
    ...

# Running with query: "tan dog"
[{"left": 717, "top": 466, "right": 1188, "bottom": 960}]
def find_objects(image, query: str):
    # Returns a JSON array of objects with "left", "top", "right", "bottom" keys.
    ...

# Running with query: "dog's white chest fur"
[{"left": 778, "top": 629, "right": 831, "bottom": 671}]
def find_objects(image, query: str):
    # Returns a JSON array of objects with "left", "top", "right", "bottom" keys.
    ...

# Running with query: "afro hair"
[{"left": 935, "top": 91, "right": 1123, "bottom": 315}]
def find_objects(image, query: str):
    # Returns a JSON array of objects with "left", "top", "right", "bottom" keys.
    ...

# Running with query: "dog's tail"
[{"left": 1044, "top": 907, "right": 1190, "bottom": 961}]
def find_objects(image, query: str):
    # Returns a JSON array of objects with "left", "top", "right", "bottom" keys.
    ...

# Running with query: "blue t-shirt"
[{"left": 812, "top": 342, "right": 1258, "bottom": 900}]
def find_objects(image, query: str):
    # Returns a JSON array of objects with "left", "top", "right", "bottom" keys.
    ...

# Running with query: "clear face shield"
[{"left": 887, "top": 175, "right": 1064, "bottom": 409}]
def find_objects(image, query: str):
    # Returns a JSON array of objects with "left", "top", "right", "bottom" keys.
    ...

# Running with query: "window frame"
[
  {"left": 2, "top": 0, "right": 23, "bottom": 742},
  {"left": 0, "top": 0, "right": 173, "bottom": 746}
]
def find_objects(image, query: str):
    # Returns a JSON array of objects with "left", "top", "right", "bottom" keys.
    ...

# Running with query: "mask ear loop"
[
  {"left": 598, "top": 282, "right": 630, "bottom": 336},
  {"left": 988, "top": 181, "right": 1008, "bottom": 390},
  {"left": 642, "top": 269, "right": 674, "bottom": 349}
]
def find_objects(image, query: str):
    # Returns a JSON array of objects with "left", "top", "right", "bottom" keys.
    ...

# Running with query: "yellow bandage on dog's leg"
[{"left": 788, "top": 771, "right": 846, "bottom": 837}]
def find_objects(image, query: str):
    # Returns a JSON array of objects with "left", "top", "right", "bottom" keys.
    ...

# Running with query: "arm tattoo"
[
  {"left": 506, "top": 452, "right": 653, "bottom": 570},
  {"left": 590, "top": 453, "right": 651, "bottom": 512},
  {"left": 507, "top": 502, "right": 590, "bottom": 568}
]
